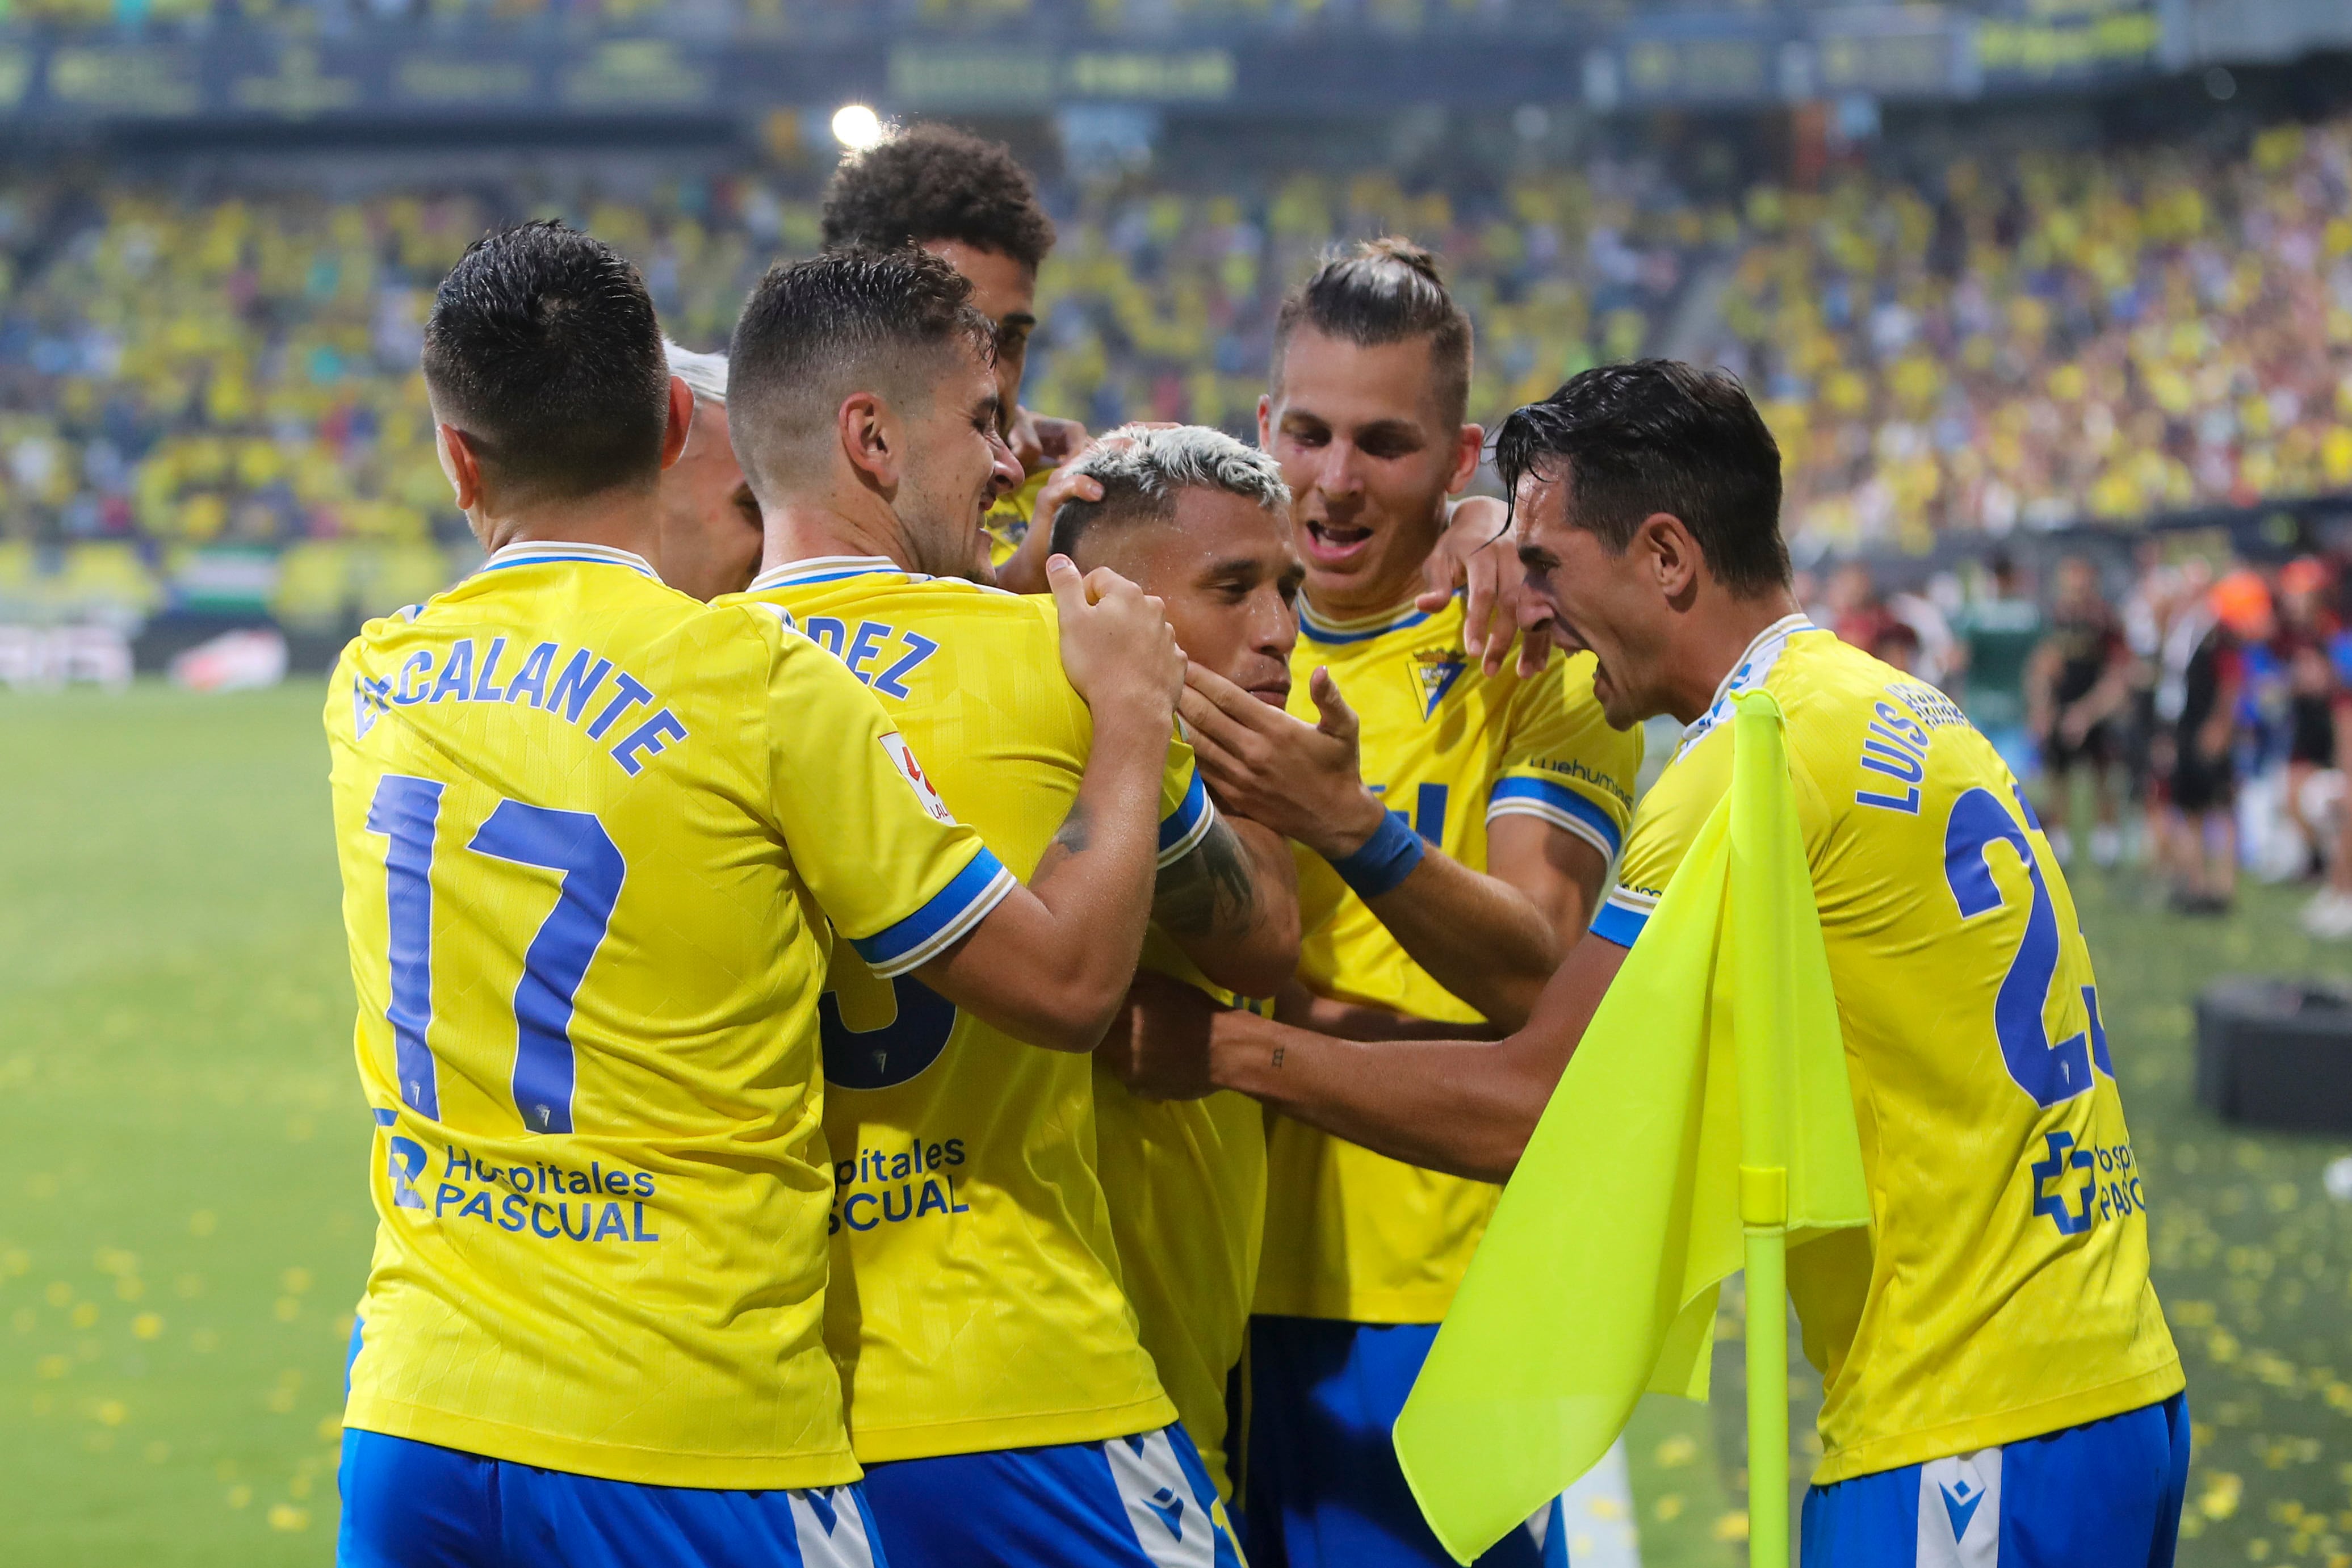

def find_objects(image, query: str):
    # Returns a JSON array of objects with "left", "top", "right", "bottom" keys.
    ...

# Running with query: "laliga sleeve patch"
[{"left": 879, "top": 732, "right": 957, "bottom": 824}]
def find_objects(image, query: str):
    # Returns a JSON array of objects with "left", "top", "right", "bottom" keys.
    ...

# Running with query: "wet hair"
[
  {"left": 820, "top": 123, "right": 1056, "bottom": 270},
  {"left": 1050, "top": 424, "right": 1291, "bottom": 560},
  {"left": 1494, "top": 360, "right": 1790, "bottom": 597},
  {"left": 1270, "top": 237, "right": 1473, "bottom": 427},
  {"left": 725, "top": 247, "right": 994, "bottom": 496},
  {"left": 421, "top": 221, "right": 669, "bottom": 499}
]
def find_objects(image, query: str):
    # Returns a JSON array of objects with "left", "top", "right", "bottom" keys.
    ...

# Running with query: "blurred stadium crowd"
[
  {"left": 1, "top": 108, "right": 2349, "bottom": 680},
  {"left": 1809, "top": 540, "right": 2352, "bottom": 934}
]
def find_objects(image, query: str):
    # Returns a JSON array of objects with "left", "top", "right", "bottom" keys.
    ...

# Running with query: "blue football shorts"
[
  {"left": 1244, "top": 1315, "right": 1570, "bottom": 1568},
  {"left": 1799, "top": 1392, "right": 2190, "bottom": 1568},
  {"left": 858, "top": 1422, "right": 1244, "bottom": 1568},
  {"left": 337, "top": 1427, "right": 887, "bottom": 1568}
]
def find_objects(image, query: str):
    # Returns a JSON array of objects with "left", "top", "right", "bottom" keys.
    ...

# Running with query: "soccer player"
[
  {"left": 1186, "top": 362, "right": 2189, "bottom": 1566},
  {"left": 652, "top": 339, "right": 762, "bottom": 602},
  {"left": 723, "top": 248, "right": 1291, "bottom": 1568},
  {"left": 819, "top": 122, "right": 1088, "bottom": 582},
  {"left": 327, "top": 222, "right": 1190, "bottom": 1567},
  {"left": 1049, "top": 422, "right": 1305, "bottom": 1507},
  {"left": 2027, "top": 555, "right": 2133, "bottom": 867},
  {"left": 1176, "top": 239, "right": 1642, "bottom": 1568}
]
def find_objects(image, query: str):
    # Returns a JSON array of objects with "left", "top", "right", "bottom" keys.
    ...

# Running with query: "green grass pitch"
[{"left": 3, "top": 682, "right": 2350, "bottom": 1565}]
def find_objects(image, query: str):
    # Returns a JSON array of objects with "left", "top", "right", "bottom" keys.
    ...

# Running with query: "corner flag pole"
[{"left": 1730, "top": 692, "right": 1794, "bottom": 1568}]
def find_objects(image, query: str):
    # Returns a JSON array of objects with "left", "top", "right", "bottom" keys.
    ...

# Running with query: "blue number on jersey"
[
  {"left": 468, "top": 802, "right": 627, "bottom": 1135},
  {"left": 820, "top": 975, "right": 959, "bottom": 1090},
  {"left": 366, "top": 775, "right": 445, "bottom": 1118},
  {"left": 1943, "top": 786, "right": 2103, "bottom": 1108},
  {"left": 365, "top": 774, "right": 626, "bottom": 1134}
]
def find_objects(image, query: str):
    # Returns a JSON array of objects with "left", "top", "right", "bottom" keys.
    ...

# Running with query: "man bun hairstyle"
[
  {"left": 1494, "top": 359, "right": 1791, "bottom": 597},
  {"left": 1049, "top": 424, "right": 1291, "bottom": 560},
  {"left": 421, "top": 220, "right": 670, "bottom": 500},
  {"left": 1272, "top": 237, "right": 1474, "bottom": 427},
  {"left": 821, "top": 123, "right": 1056, "bottom": 271},
  {"left": 726, "top": 246, "right": 995, "bottom": 496}
]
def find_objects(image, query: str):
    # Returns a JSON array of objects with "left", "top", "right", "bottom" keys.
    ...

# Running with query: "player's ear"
[
  {"left": 838, "top": 391, "right": 899, "bottom": 489},
  {"left": 659, "top": 376, "right": 694, "bottom": 472},
  {"left": 1644, "top": 512, "right": 1702, "bottom": 599},
  {"left": 1444, "top": 422, "right": 1485, "bottom": 496},
  {"left": 1256, "top": 394, "right": 1274, "bottom": 451},
  {"left": 436, "top": 423, "right": 483, "bottom": 513}
]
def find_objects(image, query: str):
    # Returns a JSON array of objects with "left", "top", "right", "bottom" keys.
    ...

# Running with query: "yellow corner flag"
[{"left": 1394, "top": 691, "right": 1869, "bottom": 1565}]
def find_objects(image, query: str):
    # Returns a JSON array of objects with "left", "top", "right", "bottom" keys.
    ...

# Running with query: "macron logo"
[{"left": 1939, "top": 1478, "right": 1984, "bottom": 1541}]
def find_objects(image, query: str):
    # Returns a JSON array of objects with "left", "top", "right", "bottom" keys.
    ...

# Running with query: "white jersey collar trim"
[
  {"left": 479, "top": 540, "right": 661, "bottom": 580},
  {"left": 1671, "top": 612, "right": 1821, "bottom": 764}
]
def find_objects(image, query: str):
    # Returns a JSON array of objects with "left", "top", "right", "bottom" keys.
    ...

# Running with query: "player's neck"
[
  {"left": 473, "top": 488, "right": 663, "bottom": 568},
  {"left": 761, "top": 497, "right": 921, "bottom": 576},
  {"left": 1665, "top": 587, "right": 1808, "bottom": 724}
]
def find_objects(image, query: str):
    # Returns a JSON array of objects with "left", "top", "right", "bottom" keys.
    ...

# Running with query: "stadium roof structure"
[{"left": 0, "top": 0, "right": 2340, "bottom": 135}]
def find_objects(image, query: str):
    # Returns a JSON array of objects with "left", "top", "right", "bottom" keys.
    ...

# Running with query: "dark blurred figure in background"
[
  {"left": 2028, "top": 556, "right": 2135, "bottom": 868},
  {"left": 2169, "top": 572, "right": 2265, "bottom": 913}
]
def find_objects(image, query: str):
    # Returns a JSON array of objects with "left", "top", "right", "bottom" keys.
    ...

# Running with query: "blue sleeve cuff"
[
  {"left": 1588, "top": 897, "right": 1650, "bottom": 949},
  {"left": 1157, "top": 765, "right": 1218, "bottom": 868},
  {"left": 1488, "top": 776, "right": 1624, "bottom": 858},
  {"left": 852, "top": 846, "right": 1018, "bottom": 977}
]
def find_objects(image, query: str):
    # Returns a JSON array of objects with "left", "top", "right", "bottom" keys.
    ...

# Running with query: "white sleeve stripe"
[{"left": 862, "top": 866, "right": 1017, "bottom": 978}]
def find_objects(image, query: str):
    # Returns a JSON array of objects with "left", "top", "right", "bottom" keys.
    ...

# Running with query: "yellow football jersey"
[
  {"left": 732, "top": 555, "right": 1208, "bottom": 1462},
  {"left": 326, "top": 541, "right": 1009, "bottom": 1490},
  {"left": 1255, "top": 595, "right": 1642, "bottom": 1323},
  {"left": 1600, "top": 615, "right": 2181, "bottom": 1482},
  {"left": 1092, "top": 933, "right": 1266, "bottom": 1504},
  {"left": 985, "top": 468, "right": 1054, "bottom": 569}
]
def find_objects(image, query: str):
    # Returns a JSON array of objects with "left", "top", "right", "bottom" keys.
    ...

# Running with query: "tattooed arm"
[{"left": 1152, "top": 815, "right": 1300, "bottom": 1000}]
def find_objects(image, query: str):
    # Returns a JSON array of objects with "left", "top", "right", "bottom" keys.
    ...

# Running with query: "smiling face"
[
  {"left": 1511, "top": 466, "right": 1676, "bottom": 730},
  {"left": 895, "top": 338, "right": 1025, "bottom": 581},
  {"left": 1077, "top": 487, "right": 1302, "bottom": 706},
  {"left": 1259, "top": 327, "right": 1478, "bottom": 618},
  {"left": 923, "top": 239, "right": 1038, "bottom": 437}
]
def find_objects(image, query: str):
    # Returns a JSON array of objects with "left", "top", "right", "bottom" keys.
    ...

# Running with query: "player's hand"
[
  {"left": 1049, "top": 554, "right": 1184, "bottom": 722},
  {"left": 1095, "top": 971, "right": 1219, "bottom": 1101},
  {"left": 1414, "top": 496, "right": 1556, "bottom": 679},
  {"left": 1179, "top": 663, "right": 1387, "bottom": 861},
  {"left": 996, "top": 423, "right": 1179, "bottom": 595},
  {"left": 1011, "top": 406, "right": 1089, "bottom": 475}
]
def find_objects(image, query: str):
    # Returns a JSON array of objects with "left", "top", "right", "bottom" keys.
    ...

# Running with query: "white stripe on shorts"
[
  {"left": 1103, "top": 1428, "right": 1217, "bottom": 1568},
  {"left": 789, "top": 1485, "right": 879, "bottom": 1568}
]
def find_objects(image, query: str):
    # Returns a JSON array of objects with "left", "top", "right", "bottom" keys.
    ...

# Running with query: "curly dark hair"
[{"left": 820, "top": 124, "right": 1056, "bottom": 271}]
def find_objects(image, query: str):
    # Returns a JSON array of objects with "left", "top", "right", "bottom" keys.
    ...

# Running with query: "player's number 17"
[{"left": 365, "top": 773, "right": 626, "bottom": 1135}]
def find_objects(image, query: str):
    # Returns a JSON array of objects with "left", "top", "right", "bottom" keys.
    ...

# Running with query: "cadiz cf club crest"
[{"left": 1412, "top": 648, "right": 1466, "bottom": 719}]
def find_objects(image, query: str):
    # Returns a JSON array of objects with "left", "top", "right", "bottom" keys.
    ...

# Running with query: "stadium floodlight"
[{"left": 831, "top": 104, "right": 886, "bottom": 151}]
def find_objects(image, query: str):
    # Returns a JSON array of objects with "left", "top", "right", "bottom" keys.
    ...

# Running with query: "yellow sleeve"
[
  {"left": 985, "top": 469, "right": 1054, "bottom": 567},
  {"left": 1592, "top": 727, "right": 1730, "bottom": 947},
  {"left": 752, "top": 609, "right": 1014, "bottom": 977},
  {"left": 1486, "top": 652, "right": 1644, "bottom": 863}
]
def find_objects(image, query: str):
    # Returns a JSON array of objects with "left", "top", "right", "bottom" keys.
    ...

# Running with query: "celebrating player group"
[{"left": 325, "top": 127, "right": 2186, "bottom": 1568}]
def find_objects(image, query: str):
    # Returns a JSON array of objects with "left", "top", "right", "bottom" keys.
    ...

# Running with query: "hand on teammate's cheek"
[
  {"left": 1415, "top": 496, "right": 1554, "bottom": 678},
  {"left": 1094, "top": 971, "right": 1220, "bottom": 1101},
  {"left": 1178, "top": 663, "right": 1387, "bottom": 860}
]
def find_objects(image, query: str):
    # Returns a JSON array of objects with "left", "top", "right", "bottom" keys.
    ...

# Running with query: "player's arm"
[
  {"left": 1121, "top": 928, "right": 1629, "bottom": 1180},
  {"left": 1150, "top": 814, "right": 1301, "bottom": 1001},
  {"left": 909, "top": 559, "right": 1189, "bottom": 1051},
  {"left": 1178, "top": 663, "right": 1605, "bottom": 1030}
]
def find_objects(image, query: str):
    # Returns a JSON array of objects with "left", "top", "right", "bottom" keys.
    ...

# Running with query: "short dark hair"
[
  {"left": 1271, "top": 237, "right": 1473, "bottom": 427},
  {"left": 726, "top": 247, "right": 994, "bottom": 496},
  {"left": 1495, "top": 360, "right": 1790, "bottom": 597},
  {"left": 821, "top": 124, "right": 1056, "bottom": 271},
  {"left": 421, "top": 221, "right": 670, "bottom": 500}
]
